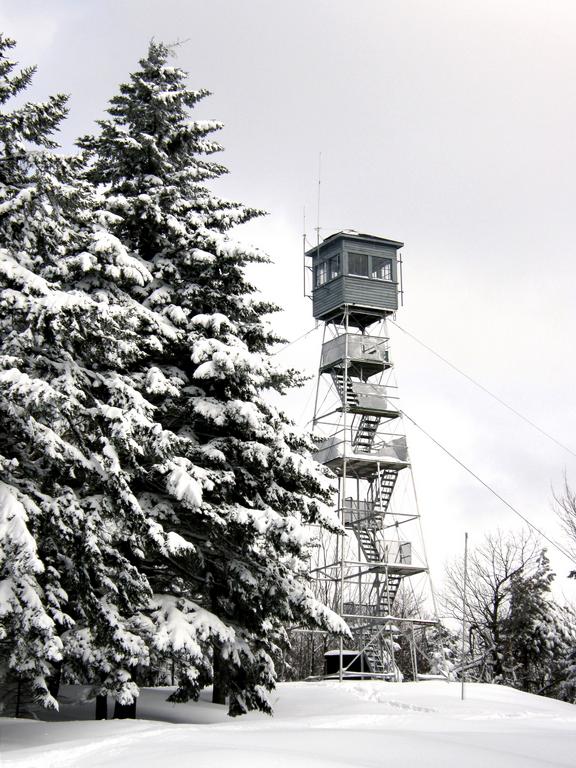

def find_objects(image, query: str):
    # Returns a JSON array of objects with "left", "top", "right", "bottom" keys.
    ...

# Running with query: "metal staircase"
[
  {"left": 368, "top": 467, "right": 398, "bottom": 511},
  {"left": 352, "top": 626, "right": 401, "bottom": 677},
  {"left": 354, "top": 626, "right": 386, "bottom": 674},
  {"left": 376, "top": 573, "right": 402, "bottom": 612},
  {"left": 353, "top": 528, "right": 404, "bottom": 614},
  {"left": 356, "top": 528, "right": 380, "bottom": 562},
  {"left": 348, "top": 571, "right": 403, "bottom": 678},
  {"left": 352, "top": 413, "right": 380, "bottom": 452},
  {"left": 330, "top": 371, "right": 359, "bottom": 408}
]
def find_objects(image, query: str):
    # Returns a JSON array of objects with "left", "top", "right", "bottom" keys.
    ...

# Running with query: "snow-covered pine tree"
[
  {"left": 79, "top": 41, "right": 347, "bottom": 715},
  {"left": 497, "top": 550, "right": 563, "bottom": 693},
  {"left": 0, "top": 35, "right": 223, "bottom": 714},
  {"left": 500, "top": 551, "right": 573, "bottom": 695},
  {"left": 0, "top": 34, "right": 88, "bottom": 712},
  {"left": 554, "top": 604, "right": 576, "bottom": 702}
]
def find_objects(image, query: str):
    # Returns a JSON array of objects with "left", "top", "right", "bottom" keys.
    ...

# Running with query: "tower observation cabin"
[
  {"left": 307, "top": 230, "right": 438, "bottom": 682},
  {"left": 308, "top": 231, "right": 403, "bottom": 327}
]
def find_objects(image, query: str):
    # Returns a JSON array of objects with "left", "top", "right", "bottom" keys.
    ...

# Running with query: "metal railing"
[
  {"left": 314, "top": 433, "right": 409, "bottom": 465},
  {"left": 321, "top": 333, "right": 390, "bottom": 370}
]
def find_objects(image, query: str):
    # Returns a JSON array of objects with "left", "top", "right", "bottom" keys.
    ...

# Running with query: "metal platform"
[
  {"left": 343, "top": 562, "right": 428, "bottom": 577},
  {"left": 320, "top": 333, "right": 391, "bottom": 379},
  {"left": 314, "top": 437, "right": 410, "bottom": 477}
]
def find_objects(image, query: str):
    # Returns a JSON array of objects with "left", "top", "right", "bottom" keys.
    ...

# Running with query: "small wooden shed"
[{"left": 324, "top": 649, "right": 373, "bottom": 678}]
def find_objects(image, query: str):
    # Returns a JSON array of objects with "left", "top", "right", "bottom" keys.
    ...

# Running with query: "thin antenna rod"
[
  {"left": 303, "top": 206, "right": 307, "bottom": 297},
  {"left": 316, "top": 152, "right": 322, "bottom": 249},
  {"left": 316, "top": 152, "right": 322, "bottom": 237}
]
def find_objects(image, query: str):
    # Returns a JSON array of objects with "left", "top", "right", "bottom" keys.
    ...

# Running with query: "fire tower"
[{"left": 307, "top": 230, "right": 438, "bottom": 680}]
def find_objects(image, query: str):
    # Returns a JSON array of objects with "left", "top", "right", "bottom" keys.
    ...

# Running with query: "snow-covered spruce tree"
[
  {"left": 555, "top": 604, "right": 576, "bottom": 702},
  {"left": 0, "top": 36, "right": 224, "bottom": 714},
  {"left": 0, "top": 35, "right": 89, "bottom": 712},
  {"left": 499, "top": 551, "right": 558, "bottom": 692},
  {"left": 500, "top": 552, "right": 576, "bottom": 696},
  {"left": 79, "top": 41, "right": 347, "bottom": 714}
]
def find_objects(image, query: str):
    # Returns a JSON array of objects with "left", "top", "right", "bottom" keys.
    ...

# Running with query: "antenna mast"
[{"left": 316, "top": 151, "right": 322, "bottom": 249}]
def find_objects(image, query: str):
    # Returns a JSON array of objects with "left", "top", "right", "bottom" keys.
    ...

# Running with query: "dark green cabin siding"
[
  {"left": 308, "top": 233, "right": 402, "bottom": 322},
  {"left": 312, "top": 274, "right": 399, "bottom": 320}
]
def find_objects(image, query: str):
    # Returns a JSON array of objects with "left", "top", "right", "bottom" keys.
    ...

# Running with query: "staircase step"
[
  {"left": 331, "top": 373, "right": 360, "bottom": 408},
  {"left": 352, "top": 409, "right": 382, "bottom": 451}
]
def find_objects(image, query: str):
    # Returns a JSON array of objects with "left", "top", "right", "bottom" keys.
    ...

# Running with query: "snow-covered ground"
[{"left": 2, "top": 681, "right": 576, "bottom": 767}]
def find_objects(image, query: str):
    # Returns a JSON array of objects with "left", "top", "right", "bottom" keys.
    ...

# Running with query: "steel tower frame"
[{"left": 308, "top": 235, "right": 439, "bottom": 681}]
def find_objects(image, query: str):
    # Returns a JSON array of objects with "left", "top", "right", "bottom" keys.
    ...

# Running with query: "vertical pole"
[
  {"left": 302, "top": 215, "right": 307, "bottom": 298},
  {"left": 339, "top": 308, "right": 349, "bottom": 682},
  {"left": 408, "top": 463, "right": 445, "bottom": 671},
  {"left": 357, "top": 476, "right": 362, "bottom": 612},
  {"left": 398, "top": 251, "right": 404, "bottom": 307},
  {"left": 311, "top": 320, "right": 328, "bottom": 677},
  {"left": 335, "top": 475, "right": 342, "bottom": 621},
  {"left": 385, "top": 557, "right": 394, "bottom": 677},
  {"left": 461, "top": 531, "right": 469, "bottom": 701},
  {"left": 312, "top": 323, "right": 327, "bottom": 429},
  {"left": 315, "top": 153, "right": 322, "bottom": 268}
]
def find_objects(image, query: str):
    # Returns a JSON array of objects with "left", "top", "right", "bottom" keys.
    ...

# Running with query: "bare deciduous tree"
[
  {"left": 553, "top": 478, "right": 576, "bottom": 577},
  {"left": 442, "top": 529, "right": 542, "bottom": 681}
]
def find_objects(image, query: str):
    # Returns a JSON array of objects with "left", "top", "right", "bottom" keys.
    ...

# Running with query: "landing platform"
[
  {"left": 320, "top": 453, "right": 410, "bottom": 477},
  {"left": 343, "top": 561, "right": 428, "bottom": 577}
]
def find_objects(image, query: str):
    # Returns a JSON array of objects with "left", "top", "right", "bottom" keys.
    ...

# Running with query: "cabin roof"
[{"left": 305, "top": 230, "right": 404, "bottom": 258}]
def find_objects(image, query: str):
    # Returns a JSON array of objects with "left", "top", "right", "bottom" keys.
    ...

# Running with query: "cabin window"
[
  {"left": 328, "top": 254, "right": 340, "bottom": 280},
  {"left": 314, "top": 261, "right": 327, "bottom": 287},
  {"left": 348, "top": 252, "right": 370, "bottom": 277},
  {"left": 371, "top": 256, "right": 393, "bottom": 281},
  {"left": 314, "top": 254, "right": 340, "bottom": 287}
]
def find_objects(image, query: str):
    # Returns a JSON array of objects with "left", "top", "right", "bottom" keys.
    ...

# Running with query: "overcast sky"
[{"left": 3, "top": 0, "right": 576, "bottom": 599}]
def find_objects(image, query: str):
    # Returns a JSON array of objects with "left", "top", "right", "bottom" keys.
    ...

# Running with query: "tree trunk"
[
  {"left": 95, "top": 694, "right": 108, "bottom": 720},
  {"left": 310, "top": 634, "right": 316, "bottom": 678},
  {"left": 48, "top": 662, "right": 62, "bottom": 700},
  {"left": 113, "top": 699, "right": 137, "bottom": 719},
  {"left": 212, "top": 647, "right": 227, "bottom": 705},
  {"left": 15, "top": 677, "right": 22, "bottom": 718}
]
